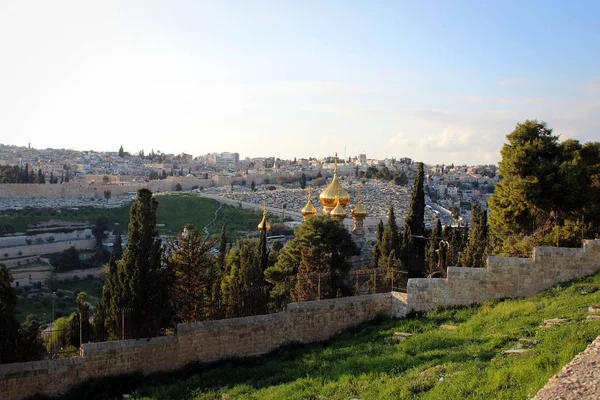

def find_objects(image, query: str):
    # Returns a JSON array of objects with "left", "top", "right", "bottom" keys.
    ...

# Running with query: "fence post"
[
  {"left": 317, "top": 274, "right": 321, "bottom": 301},
  {"left": 374, "top": 272, "right": 377, "bottom": 294},
  {"left": 121, "top": 309, "right": 125, "bottom": 340},
  {"left": 355, "top": 270, "right": 359, "bottom": 295},
  {"left": 79, "top": 311, "right": 83, "bottom": 355},
  {"left": 391, "top": 271, "right": 394, "bottom": 292}
]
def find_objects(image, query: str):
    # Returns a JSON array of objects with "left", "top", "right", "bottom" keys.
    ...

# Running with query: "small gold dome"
[
  {"left": 301, "top": 187, "right": 317, "bottom": 218},
  {"left": 352, "top": 202, "right": 368, "bottom": 219},
  {"left": 257, "top": 202, "right": 271, "bottom": 232},
  {"left": 319, "top": 154, "right": 350, "bottom": 213},
  {"left": 330, "top": 196, "right": 347, "bottom": 221},
  {"left": 351, "top": 186, "right": 368, "bottom": 219}
]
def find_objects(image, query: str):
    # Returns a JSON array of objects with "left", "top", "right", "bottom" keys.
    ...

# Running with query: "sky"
[{"left": 1, "top": 1, "right": 599, "bottom": 165}]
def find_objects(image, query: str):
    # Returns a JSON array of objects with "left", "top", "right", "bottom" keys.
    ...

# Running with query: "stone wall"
[
  {"left": 2, "top": 240, "right": 600, "bottom": 400},
  {"left": 0, "top": 239, "right": 95, "bottom": 260},
  {"left": 0, "top": 292, "right": 403, "bottom": 400},
  {"left": 408, "top": 239, "right": 600, "bottom": 312}
]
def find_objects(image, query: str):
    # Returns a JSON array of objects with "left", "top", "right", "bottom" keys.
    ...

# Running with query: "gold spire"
[
  {"left": 319, "top": 152, "right": 350, "bottom": 214},
  {"left": 351, "top": 185, "right": 368, "bottom": 219},
  {"left": 301, "top": 186, "right": 317, "bottom": 219},
  {"left": 257, "top": 202, "right": 271, "bottom": 232},
  {"left": 330, "top": 195, "right": 347, "bottom": 221}
]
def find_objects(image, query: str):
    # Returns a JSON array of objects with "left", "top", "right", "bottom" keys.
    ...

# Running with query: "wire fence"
[{"left": 26, "top": 268, "right": 408, "bottom": 362}]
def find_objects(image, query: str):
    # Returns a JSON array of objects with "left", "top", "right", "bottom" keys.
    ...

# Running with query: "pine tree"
[
  {"left": 300, "top": 173, "right": 307, "bottom": 189},
  {"left": 118, "top": 145, "right": 124, "bottom": 158},
  {"left": 293, "top": 247, "right": 322, "bottom": 302},
  {"left": 258, "top": 221, "right": 269, "bottom": 273},
  {"left": 168, "top": 225, "right": 215, "bottom": 323}
]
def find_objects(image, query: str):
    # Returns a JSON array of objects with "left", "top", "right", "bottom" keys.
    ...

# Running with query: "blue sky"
[{"left": 1, "top": 1, "right": 599, "bottom": 164}]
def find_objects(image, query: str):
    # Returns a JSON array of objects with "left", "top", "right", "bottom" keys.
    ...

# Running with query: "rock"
[
  {"left": 589, "top": 305, "right": 600, "bottom": 315},
  {"left": 502, "top": 349, "right": 530, "bottom": 356},
  {"left": 441, "top": 324, "right": 458, "bottom": 330},
  {"left": 587, "top": 315, "right": 600, "bottom": 321},
  {"left": 393, "top": 332, "right": 413, "bottom": 338},
  {"left": 543, "top": 318, "right": 570, "bottom": 327},
  {"left": 518, "top": 338, "right": 539, "bottom": 348}
]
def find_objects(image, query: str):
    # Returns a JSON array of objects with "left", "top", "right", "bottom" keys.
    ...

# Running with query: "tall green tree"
[
  {"left": 167, "top": 225, "right": 216, "bottom": 323},
  {"left": 402, "top": 162, "right": 426, "bottom": 277},
  {"left": 118, "top": 145, "right": 124, "bottom": 158},
  {"left": 372, "top": 219, "right": 385, "bottom": 267},
  {"left": 426, "top": 218, "right": 443, "bottom": 275},
  {"left": 461, "top": 204, "right": 489, "bottom": 268},
  {"left": 300, "top": 173, "right": 307, "bottom": 189},
  {"left": 113, "top": 230, "right": 123, "bottom": 260},
  {"left": 0, "top": 263, "right": 20, "bottom": 363},
  {"left": 489, "top": 120, "right": 600, "bottom": 255},
  {"left": 109, "top": 189, "right": 171, "bottom": 337},
  {"left": 265, "top": 215, "right": 358, "bottom": 308}
]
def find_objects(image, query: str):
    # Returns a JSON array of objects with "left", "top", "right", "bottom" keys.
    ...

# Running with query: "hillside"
[
  {"left": 0, "top": 193, "right": 264, "bottom": 237},
  {"left": 51, "top": 271, "right": 600, "bottom": 400}
]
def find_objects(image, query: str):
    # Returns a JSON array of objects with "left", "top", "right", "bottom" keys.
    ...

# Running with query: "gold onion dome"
[
  {"left": 352, "top": 186, "right": 368, "bottom": 219},
  {"left": 257, "top": 202, "right": 271, "bottom": 232},
  {"left": 301, "top": 187, "right": 318, "bottom": 218},
  {"left": 319, "top": 153, "right": 350, "bottom": 213},
  {"left": 330, "top": 195, "right": 347, "bottom": 221}
]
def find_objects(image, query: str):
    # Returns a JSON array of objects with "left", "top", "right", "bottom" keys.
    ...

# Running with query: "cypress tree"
[
  {"left": 372, "top": 219, "right": 385, "bottom": 267},
  {"left": 402, "top": 162, "right": 426, "bottom": 277},
  {"left": 112, "top": 189, "right": 170, "bottom": 337},
  {"left": 381, "top": 206, "right": 400, "bottom": 257},
  {"left": 258, "top": 221, "right": 269, "bottom": 273},
  {"left": 113, "top": 230, "right": 123, "bottom": 260},
  {"left": 0, "top": 263, "right": 20, "bottom": 363},
  {"left": 426, "top": 218, "right": 443, "bottom": 275},
  {"left": 461, "top": 204, "right": 489, "bottom": 268}
]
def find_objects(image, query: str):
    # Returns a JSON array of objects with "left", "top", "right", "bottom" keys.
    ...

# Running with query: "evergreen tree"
[
  {"left": 265, "top": 215, "right": 358, "bottom": 308},
  {"left": 461, "top": 204, "right": 489, "bottom": 268},
  {"left": 113, "top": 230, "right": 123, "bottom": 260},
  {"left": 167, "top": 225, "right": 215, "bottom": 323},
  {"left": 402, "top": 162, "right": 426, "bottom": 277},
  {"left": 300, "top": 173, "right": 307, "bottom": 189},
  {"left": 258, "top": 221, "right": 270, "bottom": 273},
  {"left": 0, "top": 263, "right": 20, "bottom": 363},
  {"left": 91, "top": 216, "right": 108, "bottom": 247},
  {"left": 292, "top": 246, "right": 324, "bottom": 302},
  {"left": 372, "top": 219, "right": 385, "bottom": 267},
  {"left": 111, "top": 189, "right": 170, "bottom": 337},
  {"left": 118, "top": 145, "right": 124, "bottom": 158},
  {"left": 426, "top": 218, "right": 443, "bottom": 275},
  {"left": 381, "top": 206, "right": 400, "bottom": 257}
]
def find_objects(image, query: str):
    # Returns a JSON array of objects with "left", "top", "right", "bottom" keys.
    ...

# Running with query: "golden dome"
[
  {"left": 352, "top": 202, "right": 368, "bottom": 219},
  {"left": 330, "top": 195, "right": 347, "bottom": 221},
  {"left": 319, "top": 153, "right": 350, "bottom": 213},
  {"left": 301, "top": 187, "right": 317, "bottom": 218},
  {"left": 352, "top": 186, "right": 368, "bottom": 219},
  {"left": 257, "top": 202, "right": 271, "bottom": 232}
]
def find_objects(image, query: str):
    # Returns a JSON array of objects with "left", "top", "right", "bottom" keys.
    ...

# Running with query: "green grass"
[
  {"left": 0, "top": 193, "right": 264, "bottom": 237},
  {"left": 91, "top": 273, "right": 600, "bottom": 400}
]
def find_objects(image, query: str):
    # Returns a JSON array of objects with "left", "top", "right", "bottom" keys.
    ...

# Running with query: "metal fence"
[{"left": 26, "top": 268, "right": 408, "bottom": 362}]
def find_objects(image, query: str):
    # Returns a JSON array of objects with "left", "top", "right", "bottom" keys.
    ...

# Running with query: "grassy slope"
[
  {"left": 125, "top": 273, "right": 600, "bottom": 400},
  {"left": 0, "top": 193, "right": 263, "bottom": 237}
]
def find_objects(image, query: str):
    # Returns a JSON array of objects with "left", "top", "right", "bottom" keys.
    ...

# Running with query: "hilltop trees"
[
  {"left": 0, "top": 263, "right": 20, "bottom": 363},
  {"left": 265, "top": 215, "right": 358, "bottom": 307},
  {"left": 489, "top": 120, "right": 600, "bottom": 255}
]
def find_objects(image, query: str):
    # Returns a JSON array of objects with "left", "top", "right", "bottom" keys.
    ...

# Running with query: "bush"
[{"left": 57, "top": 301, "right": 67, "bottom": 309}]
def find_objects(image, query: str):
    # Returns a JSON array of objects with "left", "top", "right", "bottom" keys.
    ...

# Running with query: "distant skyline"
[{"left": 2, "top": 1, "right": 599, "bottom": 165}]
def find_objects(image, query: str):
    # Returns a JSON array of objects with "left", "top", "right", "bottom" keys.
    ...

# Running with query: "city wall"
[
  {"left": 0, "top": 239, "right": 95, "bottom": 261},
  {"left": 2, "top": 240, "right": 600, "bottom": 400}
]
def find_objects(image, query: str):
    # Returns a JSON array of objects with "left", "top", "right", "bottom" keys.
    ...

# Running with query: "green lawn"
[
  {"left": 57, "top": 272, "right": 600, "bottom": 400},
  {"left": 0, "top": 193, "right": 265, "bottom": 238}
]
